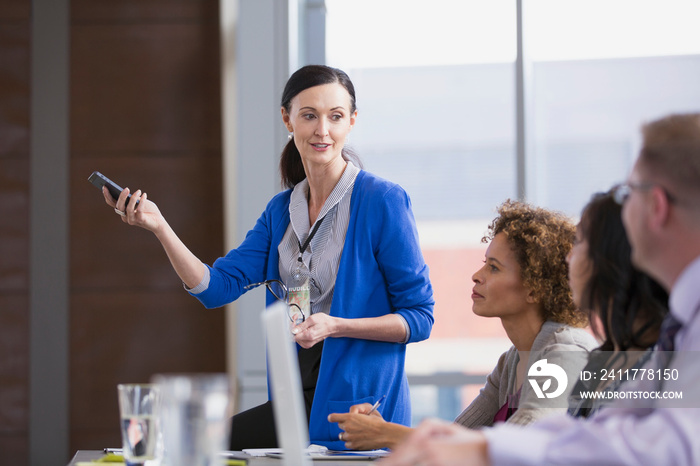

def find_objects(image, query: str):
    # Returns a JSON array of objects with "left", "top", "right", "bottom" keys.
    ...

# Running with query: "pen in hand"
[{"left": 367, "top": 395, "right": 386, "bottom": 415}]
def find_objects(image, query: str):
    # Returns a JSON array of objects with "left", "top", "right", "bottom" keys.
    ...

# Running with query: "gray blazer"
[{"left": 454, "top": 321, "right": 598, "bottom": 428}]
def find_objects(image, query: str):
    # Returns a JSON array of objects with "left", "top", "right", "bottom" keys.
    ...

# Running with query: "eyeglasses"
[
  {"left": 244, "top": 279, "right": 306, "bottom": 324},
  {"left": 612, "top": 182, "right": 677, "bottom": 205}
]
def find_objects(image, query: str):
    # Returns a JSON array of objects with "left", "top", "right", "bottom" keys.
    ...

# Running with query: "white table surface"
[{"left": 68, "top": 449, "right": 380, "bottom": 466}]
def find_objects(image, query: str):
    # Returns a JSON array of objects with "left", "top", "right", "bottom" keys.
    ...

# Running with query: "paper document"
[{"left": 241, "top": 444, "right": 327, "bottom": 457}]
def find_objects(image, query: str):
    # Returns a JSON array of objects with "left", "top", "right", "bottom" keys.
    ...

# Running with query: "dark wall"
[
  {"left": 0, "top": 0, "right": 31, "bottom": 463},
  {"left": 0, "top": 0, "right": 226, "bottom": 462}
]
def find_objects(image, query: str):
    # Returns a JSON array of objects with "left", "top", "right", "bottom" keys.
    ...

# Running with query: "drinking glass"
[
  {"left": 152, "top": 373, "right": 230, "bottom": 466},
  {"left": 117, "top": 384, "right": 161, "bottom": 466}
]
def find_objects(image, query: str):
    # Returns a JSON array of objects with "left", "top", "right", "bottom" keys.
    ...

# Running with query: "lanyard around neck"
[{"left": 297, "top": 215, "right": 325, "bottom": 264}]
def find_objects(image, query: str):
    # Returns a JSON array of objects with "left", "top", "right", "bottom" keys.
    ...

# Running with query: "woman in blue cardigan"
[{"left": 103, "top": 65, "right": 435, "bottom": 450}]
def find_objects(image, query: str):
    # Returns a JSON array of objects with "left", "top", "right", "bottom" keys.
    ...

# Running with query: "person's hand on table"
[
  {"left": 378, "top": 418, "right": 490, "bottom": 466},
  {"left": 328, "top": 403, "right": 395, "bottom": 450}
]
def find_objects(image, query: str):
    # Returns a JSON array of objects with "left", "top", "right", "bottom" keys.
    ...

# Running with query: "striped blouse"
[{"left": 278, "top": 161, "right": 360, "bottom": 317}]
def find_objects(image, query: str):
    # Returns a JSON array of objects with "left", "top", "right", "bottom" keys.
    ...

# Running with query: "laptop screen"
[{"left": 261, "top": 302, "right": 313, "bottom": 466}]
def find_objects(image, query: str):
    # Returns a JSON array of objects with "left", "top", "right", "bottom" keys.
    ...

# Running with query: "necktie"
[
  {"left": 655, "top": 313, "right": 682, "bottom": 369},
  {"left": 656, "top": 313, "right": 682, "bottom": 352}
]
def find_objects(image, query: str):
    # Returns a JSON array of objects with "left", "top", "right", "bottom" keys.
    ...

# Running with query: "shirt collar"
[
  {"left": 289, "top": 161, "right": 360, "bottom": 238},
  {"left": 669, "top": 254, "right": 700, "bottom": 326}
]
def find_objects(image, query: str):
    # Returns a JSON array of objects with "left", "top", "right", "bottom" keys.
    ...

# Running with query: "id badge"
[{"left": 287, "top": 278, "right": 310, "bottom": 325}]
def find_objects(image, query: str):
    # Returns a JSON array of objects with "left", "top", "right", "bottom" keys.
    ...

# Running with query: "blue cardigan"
[{"left": 190, "top": 170, "right": 435, "bottom": 449}]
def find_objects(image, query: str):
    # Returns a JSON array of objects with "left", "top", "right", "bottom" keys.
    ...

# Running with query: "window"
[
  {"left": 526, "top": 0, "right": 700, "bottom": 214},
  {"left": 324, "top": 0, "right": 700, "bottom": 424},
  {"left": 326, "top": 0, "right": 516, "bottom": 423}
]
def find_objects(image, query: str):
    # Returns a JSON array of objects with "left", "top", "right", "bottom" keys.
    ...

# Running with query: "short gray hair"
[{"left": 640, "top": 113, "right": 700, "bottom": 200}]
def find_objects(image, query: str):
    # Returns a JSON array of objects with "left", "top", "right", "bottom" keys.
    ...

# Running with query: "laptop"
[{"left": 261, "top": 302, "right": 387, "bottom": 463}]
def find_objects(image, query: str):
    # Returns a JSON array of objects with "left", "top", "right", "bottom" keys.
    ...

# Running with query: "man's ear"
[{"left": 648, "top": 186, "right": 672, "bottom": 232}]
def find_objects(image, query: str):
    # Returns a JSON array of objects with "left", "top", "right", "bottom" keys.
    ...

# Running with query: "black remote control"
[{"left": 87, "top": 171, "right": 138, "bottom": 208}]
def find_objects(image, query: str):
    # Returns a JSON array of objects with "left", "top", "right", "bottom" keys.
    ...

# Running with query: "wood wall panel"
[
  {"left": 0, "top": 3, "right": 29, "bottom": 464},
  {"left": 69, "top": 291, "right": 226, "bottom": 451},
  {"left": 0, "top": 158, "right": 29, "bottom": 292},
  {"left": 69, "top": 0, "right": 224, "bottom": 456},
  {"left": 71, "top": 22, "right": 221, "bottom": 155},
  {"left": 71, "top": 0, "right": 218, "bottom": 22},
  {"left": 0, "top": 435, "right": 28, "bottom": 466},
  {"left": 0, "top": 23, "right": 29, "bottom": 156},
  {"left": 0, "top": 1, "right": 29, "bottom": 21},
  {"left": 70, "top": 156, "right": 223, "bottom": 291},
  {"left": 0, "top": 295, "right": 29, "bottom": 437}
]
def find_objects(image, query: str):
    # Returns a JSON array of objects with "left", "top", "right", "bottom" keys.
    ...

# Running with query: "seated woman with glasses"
[
  {"left": 329, "top": 200, "right": 597, "bottom": 450},
  {"left": 103, "top": 65, "right": 434, "bottom": 450},
  {"left": 567, "top": 189, "right": 668, "bottom": 418}
]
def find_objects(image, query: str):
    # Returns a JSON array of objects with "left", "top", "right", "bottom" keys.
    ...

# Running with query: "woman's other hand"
[
  {"left": 292, "top": 312, "right": 339, "bottom": 348},
  {"left": 292, "top": 313, "right": 408, "bottom": 347}
]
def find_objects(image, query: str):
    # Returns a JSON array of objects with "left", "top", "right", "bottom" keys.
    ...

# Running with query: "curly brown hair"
[{"left": 483, "top": 199, "right": 587, "bottom": 328}]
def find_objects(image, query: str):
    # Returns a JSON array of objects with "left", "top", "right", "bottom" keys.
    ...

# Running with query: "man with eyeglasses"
[{"left": 380, "top": 113, "right": 700, "bottom": 466}]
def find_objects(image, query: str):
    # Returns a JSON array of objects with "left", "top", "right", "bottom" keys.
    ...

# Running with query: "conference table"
[{"left": 67, "top": 450, "right": 380, "bottom": 465}]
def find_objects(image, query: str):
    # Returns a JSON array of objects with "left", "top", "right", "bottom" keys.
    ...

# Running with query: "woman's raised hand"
[{"left": 103, "top": 185, "right": 165, "bottom": 234}]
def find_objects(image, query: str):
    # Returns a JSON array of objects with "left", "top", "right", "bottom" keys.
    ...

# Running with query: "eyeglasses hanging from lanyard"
[
  {"left": 244, "top": 279, "right": 305, "bottom": 323},
  {"left": 245, "top": 215, "right": 326, "bottom": 324}
]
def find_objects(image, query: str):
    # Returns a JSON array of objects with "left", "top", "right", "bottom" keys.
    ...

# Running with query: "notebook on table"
[{"left": 261, "top": 301, "right": 388, "bottom": 463}]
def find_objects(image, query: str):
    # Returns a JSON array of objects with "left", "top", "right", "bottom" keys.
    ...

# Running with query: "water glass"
[
  {"left": 152, "top": 373, "right": 230, "bottom": 466},
  {"left": 117, "top": 384, "right": 161, "bottom": 465}
]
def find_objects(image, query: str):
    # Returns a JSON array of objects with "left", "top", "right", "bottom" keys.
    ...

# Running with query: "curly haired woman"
[{"left": 329, "top": 200, "right": 597, "bottom": 450}]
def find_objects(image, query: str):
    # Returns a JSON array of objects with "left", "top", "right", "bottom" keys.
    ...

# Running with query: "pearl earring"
[{"left": 288, "top": 132, "right": 293, "bottom": 141}]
